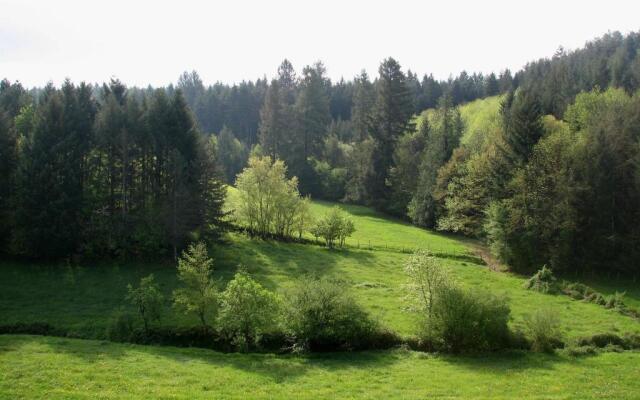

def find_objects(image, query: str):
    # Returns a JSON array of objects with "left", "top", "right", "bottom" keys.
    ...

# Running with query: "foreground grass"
[{"left": 1, "top": 335, "right": 639, "bottom": 399}]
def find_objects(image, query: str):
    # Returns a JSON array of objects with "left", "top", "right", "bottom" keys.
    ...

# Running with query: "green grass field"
[
  {"left": 1, "top": 335, "right": 639, "bottom": 399},
  {"left": 2, "top": 191, "right": 640, "bottom": 398}
]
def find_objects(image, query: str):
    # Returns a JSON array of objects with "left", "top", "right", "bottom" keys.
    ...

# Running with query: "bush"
[
  {"left": 404, "top": 250, "right": 511, "bottom": 353},
  {"left": 524, "top": 308, "right": 563, "bottom": 352},
  {"left": 577, "top": 333, "right": 627, "bottom": 349},
  {"left": 524, "top": 265, "right": 558, "bottom": 293},
  {"left": 105, "top": 309, "right": 136, "bottom": 342},
  {"left": 217, "top": 270, "right": 280, "bottom": 351},
  {"left": 427, "top": 285, "right": 511, "bottom": 353},
  {"left": 563, "top": 344, "right": 598, "bottom": 357},
  {"left": 604, "top": 291, "right": 626, "bottom": 310},
  {"left": 310, "top": 206, "right": 355, "bottom": 248},
  {"left": 129, "top": 326, "right": 221, "bottom": 349},
  {"left": 126, "top": 274, "right": 164, "bottom": 332},
  {"left": 284, "top": 276, "right": 378, "bottom": 351},
  {"left": 0, "top": 322, "right": 59, "bottom": 336}
]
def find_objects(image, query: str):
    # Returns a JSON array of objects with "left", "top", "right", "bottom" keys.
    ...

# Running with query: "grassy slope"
[
  {"left": 2, "top": 335, "right": 640, "bottom": 400},
  {"left": 2, "top": 193, "right": 639, "bottom": 339}
]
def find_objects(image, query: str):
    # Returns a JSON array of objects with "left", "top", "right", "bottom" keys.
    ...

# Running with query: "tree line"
[
  {"left": 0, "top": 80, "right": 227, "bottom": 260},
  {"left": 1, "top": 30, "right": 640, "bottom": 273}
]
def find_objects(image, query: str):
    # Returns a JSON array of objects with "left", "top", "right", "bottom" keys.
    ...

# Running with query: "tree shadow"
[
  {"left": 214, "top": 239, "right": 376, "bottom": 291},
  {"left": 437, "top": 350, "right": 575, "bottom": 373},
  {"left": 0, "top": 334, "right": 400, "bottom": 383}
]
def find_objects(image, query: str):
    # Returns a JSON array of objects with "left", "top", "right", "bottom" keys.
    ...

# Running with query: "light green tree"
[
  {"left": 404, "top": 250, "right": 450, "bottom": 319},
  {"left": 173, "top": 242, "right": 218, "bottom": 326},
  {"left": 310, "top": 206, "right": 355, "bottom": 248},
  {"left": 217, "top": 270, "right": 280, "bottom": 350},
  {"left": 126, "top": 274, "right": 164, "bottom": 332},
  {"left": 235, "top": 156, "right": 306, "bottom": 238}
]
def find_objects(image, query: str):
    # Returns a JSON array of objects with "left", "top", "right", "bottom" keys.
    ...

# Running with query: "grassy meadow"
[
  {"left": 2, "top": 335, "right": 640, "bottom": 399},
  {"left": 2, "top": 136, "right": 640, "bottom": 398}
]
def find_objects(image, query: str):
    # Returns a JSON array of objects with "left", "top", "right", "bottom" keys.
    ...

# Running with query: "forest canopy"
[{"left": 1, "top": 30, "right": 639, "bottom": 275}]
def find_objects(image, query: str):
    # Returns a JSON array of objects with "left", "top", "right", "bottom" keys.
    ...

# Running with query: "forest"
[{"left": 2, "top": 30, "right": 639, "bottom": 275}]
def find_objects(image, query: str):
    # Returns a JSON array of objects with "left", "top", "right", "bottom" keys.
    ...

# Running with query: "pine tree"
[
  {"left": 485, "top": 72, "right": 499, "bottom": 97},
  {"left": 14, "top": 90, "right": 83, "bottom": 258},
  {"left": 0, "top": 111, "right": 16, "bottom": 252},
  {"left": 366, "top": 58, "right": 415, "bottom": 210},
  {"left": 500, "top": 90, "right": 544, "bottom": 166},
  {"left": 351, "top": 70, "right": 375, "bottom": 142},
  {"left": 258, "top": 80, "right": 286, "bottom": 158},
  {"left": 294, "top": 62, "right": 331, "bottom": 193}
]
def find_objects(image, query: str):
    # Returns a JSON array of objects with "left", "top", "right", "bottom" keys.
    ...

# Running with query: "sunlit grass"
[{"left": 2, "top": 335, "right": 640, "bottom": 399}]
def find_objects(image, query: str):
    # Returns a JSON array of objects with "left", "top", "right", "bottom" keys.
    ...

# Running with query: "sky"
[{"left": 1, "top": 0, "right": 639, "bottom": 88}]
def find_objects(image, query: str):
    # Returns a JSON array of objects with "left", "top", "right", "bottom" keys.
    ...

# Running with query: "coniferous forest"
[{"left": 2, "top": 31, "right": 640, "bottom": 275}]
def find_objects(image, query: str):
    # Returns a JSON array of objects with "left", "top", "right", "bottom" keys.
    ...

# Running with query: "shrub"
[
  {"left": 0, "top": 322, "right": 58, "bottom": 336},
  {"left": 106, "top": 308, "right": 136, "bottom": 342},
  {"left": 217, "top": 270, "right": 280, "bottom": 351},
  {"left": 524, "top": 308, "right": 563, "bottom": 352},
  {"left": 310, "top": 206, "right": 355, "bottom": 248},
  {"left": 427, "top": 286, "right": 511, "bottom": 353},
  {"left": 524, "top": 265, "right": 558, "bottom": 293},
  {"left": 577, "top": 333, "right": 627, "bottom": 349},
  {"left": 126, "top": 274, "right": 164, "bottom": 332},
  {"left": 284, "top": 276, "right": 377, "bottom": 351},
  {"left": 404, "top": 250, "right": 450, "bottom": 319},
  {"left": 604, "top": 291, "right": 626, "bottom": 310},
  {"left": 173, "top": 242, "right": 218, "bottom": 326},
  {"left": 404, "top": 251, "right": 511, "bottom": 353},
  {"left": 563, "top": 344, "right": 598, "bottom": 357}
]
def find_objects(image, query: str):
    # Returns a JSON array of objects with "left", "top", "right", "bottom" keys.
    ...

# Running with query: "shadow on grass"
[
  {"left": 214, "top": 238, "right": 376, "bottom": 290},
  {"left": 438, "top": 350, "right": 575, "bottom": 373},
  {"left": 0, "top": 335, "right": 400, "bottom": 383}
]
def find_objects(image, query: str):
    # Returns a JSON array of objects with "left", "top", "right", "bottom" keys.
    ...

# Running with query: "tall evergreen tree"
[
  {"left": 500, "top": 90, "right": 544, "bottom": 167},
  {"left": 0, "top": 111, "right": 16, "bottom": 252},
  {"left": 259, "top": 80, "right": 286, "bottom": 158},
  {"left": 351, "top": 70, "right": 375, "bottom": 142},
  {"left": 366, "top": 58, "right": 415, "bottom": 210},
  {"left": 485, "top": 72, "right": 499, "bottom": 97},
  {"left": 294, "top": 62, "right": 331, "bottom": 193},
  {"left": 14, "top": 89, "right": 84, "bottom": 258}
]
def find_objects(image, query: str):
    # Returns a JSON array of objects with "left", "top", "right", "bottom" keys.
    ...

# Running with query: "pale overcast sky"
[{"left": 1, "top": 0, "right": 638, "bottom": 87}]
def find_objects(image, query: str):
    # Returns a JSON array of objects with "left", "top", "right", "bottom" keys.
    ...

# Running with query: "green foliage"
[
  {"left": 524, "top": 266, "right": 558, "bottom": 294},
  {"left": 173, "top": 242, "right": 218, "bottom": 326},
  {"left": 408, "top": 97, "right": 463, "bottom": 227},
  {"left": 366, "top": 57, "right": 415, "bottom": 211},
  {"left": 524, "top": 308, "right": 563, "bottom": 352},
  {"left": 284, "top": 276, "right": 376, "bottom": 351},
  {"left": 500, "top": 90, "right": 544, "bottom": 166},
  {"left": 217, "top": 270, "right": 280, "bottom": 350},
  {"left": 310, "top": 206, "right": 355, "bottom": 248},
  {"left": 235, "top": 156, "right": 309, "bottom": 239},
  {"left": 404, "top": 249, "right": 510, "bottom": 353},
  {"left": 126, "top": 274, "right": 164, "bottom": 331},
  {"left": 217, "top": 126, "right": 249, "bottom": 184},
  {"left": 426, "top": 285, "right": 511, "bottom": 353},
  {"left": 105, "top": 308, "right": 136, "bottom": 342},
  {"left": 404, "top": 250, "right": 450, "bottom": 319}
]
